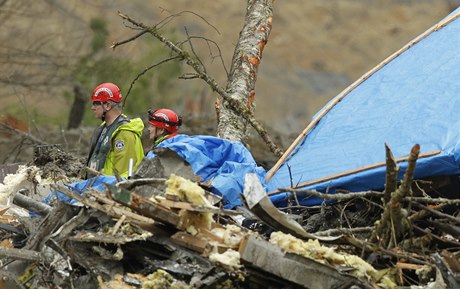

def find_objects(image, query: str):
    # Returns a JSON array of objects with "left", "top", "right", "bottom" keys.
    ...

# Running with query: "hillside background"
[{"left": 0, "top": 0, "right": 458, "bottom": 166}]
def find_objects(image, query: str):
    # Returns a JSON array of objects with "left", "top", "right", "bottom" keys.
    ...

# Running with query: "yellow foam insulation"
[
  {"left": 142, "top": 269, "right": 189, "bottom": 289},
  {"left": 165, "top": 174, "right": 213, "bottom": 207},
  {"left": 211, "top": 224, "right": 244, "bottom": 248},
  {"left": 0, "top": 165, "right": 41, "bottom": 205},
  {"left": 270, "top": 231, "right": 397, "bottom": 289},
  {"left": 209, "top": 248, "right": 241, "bottom": 271},
  {"left": 166, "top": 174, "right": 216, "bottom": 231}
]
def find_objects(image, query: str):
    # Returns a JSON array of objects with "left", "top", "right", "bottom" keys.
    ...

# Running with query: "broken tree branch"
[
  {"left": 411, "top": 202, "right": 460, "bottom": 225},
  {"left": 315, "top": 226, "right": 373, "bottom": 237},
  {"left": 270, "top": 188, "right": 384, "bottom": 199},
  {"left": 372, "top": 144, "right": 420, "bottom": 248},
  {"left": 404, "top": 197, "right": 460, "bottom": 205},
  {"left": 384, "top": 143, "right": 398, "bottom": 204},
  {"left": 0, "top": 247, "right": 43, "bottom": 262},
  {"left": 0, "top": 122, "right": 46, "bottom": 145},
  {"left": 113, "top": 11, "right": 283, "bottom": 157}
]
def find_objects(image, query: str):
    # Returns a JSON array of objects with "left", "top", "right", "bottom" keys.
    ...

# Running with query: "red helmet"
[
  {"left": 148, "top": 108, "right": 182, "bottom": 133},
  {"left": 91, "top": 83, "right": 122, "bottom": 103}
]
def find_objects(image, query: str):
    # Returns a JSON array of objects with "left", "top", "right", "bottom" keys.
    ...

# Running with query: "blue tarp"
[
  {"left": 34, "top": 175, "right": 117, "bottom": 216},
  {"left": 147, "top": 134, "right": 267, "bottom": 209},
  {"left": 267, "top": 9, "right": 460, "bottom": 207},
  {"left": 42, "top": 135, "right": 266, "bottom": 210}
]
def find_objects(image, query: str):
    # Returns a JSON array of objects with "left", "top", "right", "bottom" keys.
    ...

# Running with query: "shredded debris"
[
  {"left": 0, "top": 149, "right": 458, "bottom": 288},
  {"left": 0, "top": 165, "right": 40, "bottom": 205},
  {"left": 269, "top": 231, "right": 397, "bottom": 288}
]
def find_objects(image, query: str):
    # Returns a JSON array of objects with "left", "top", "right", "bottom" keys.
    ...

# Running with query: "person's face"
[
  {"left": 91, "top": 101, "right": 107, "bottom": 120},
  {"left": 148, "top": 124, "right": 164, "bottom": 141}
]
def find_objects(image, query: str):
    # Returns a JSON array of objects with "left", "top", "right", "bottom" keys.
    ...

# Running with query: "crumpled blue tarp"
[
  {"left": 147, "top": 134, "right": 267, "bottom": 209},
  {"left": 41, "top": 175, "right": 117, "bottom": 206}
]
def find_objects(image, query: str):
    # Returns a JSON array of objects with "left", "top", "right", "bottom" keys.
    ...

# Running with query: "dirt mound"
[{"left": 31, "top": 145, "right": 86, "bottom": 180}]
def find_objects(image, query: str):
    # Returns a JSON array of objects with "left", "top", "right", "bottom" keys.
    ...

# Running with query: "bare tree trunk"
[
  {"left": 67, "top": 84, "right": 87, "bottom": 129},
  {"left": 216, "top": 0, "right": 274, "bottom": 141}
]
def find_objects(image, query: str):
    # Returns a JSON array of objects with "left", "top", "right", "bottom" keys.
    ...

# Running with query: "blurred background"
[{"left": 0, "top": 0, "right": 458, "bottom": 167}]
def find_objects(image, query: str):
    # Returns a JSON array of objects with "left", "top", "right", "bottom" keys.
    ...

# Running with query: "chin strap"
[
  {"left": 153, "top": 134, "right": 169, "bottom": 147},
  {"left": 101, "top": 102, "right": 119, "bottom": 122}
]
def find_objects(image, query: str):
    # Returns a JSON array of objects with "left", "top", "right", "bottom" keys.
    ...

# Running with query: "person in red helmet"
[
  {"left": 86, "top": 83, "right": 144, "bottom": 178},
  {"left": 147, "top": 108, "right": 182, "bottom": 149}
]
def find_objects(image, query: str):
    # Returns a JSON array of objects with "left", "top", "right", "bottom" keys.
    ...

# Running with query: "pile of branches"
[
  {"left": 0, "top": 144, "right": 459, "bottom": 289},
  {"left": 261, "top": 144, "right": 460, "bottom": 288}
]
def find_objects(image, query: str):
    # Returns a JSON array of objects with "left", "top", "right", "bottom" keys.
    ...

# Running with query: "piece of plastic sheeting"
[
  {"left": 146, "top": 135, "right": 267, "bottom": 209},
  {"left": 42, "top": 175, "right": 117, "bottom": 205}
]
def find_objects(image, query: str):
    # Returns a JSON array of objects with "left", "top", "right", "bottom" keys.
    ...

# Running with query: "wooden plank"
[
  {"left": 239, "top": 235, "right": 365, "bottom": 289},
  {"left": 54, "top": 184, "right": 155, "bottom": 225},
  {"left": 106, "top": 184, "right": 180, "bottom": 226},
  {"left": 396, "top": 262, "right": 424, "bottom": 270},
  {"left": 170, "top": 232, "right": 208, "bottom": 254},
  {"left": 0, "top": 207, "right": 9, "bottom": 215}
]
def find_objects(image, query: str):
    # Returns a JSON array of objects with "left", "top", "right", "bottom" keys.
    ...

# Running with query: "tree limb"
[{"left": 115, "top": 7, "right": 283, "bottom": 157}]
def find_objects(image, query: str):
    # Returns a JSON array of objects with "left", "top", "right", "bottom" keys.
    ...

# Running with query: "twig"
[
  {"left": 184, "top": 26, "right": 206, "bottom": 74},
  {"left": 433, "top": 253, "right": 460, "bottom": 289},
  {"left": 315, "top": 226, "right": 373, "bottom": 237},
  {"left": 112, "top": 215, "right": 126, "bottom": 235},
  {"left": 179, "top": 73, "right": 201, "bottom": 80},
  {"left": 179, "top": 34, "right": 229, "bottom": 76},
  {"left": 343, "top": 235, "right": 429, "bottom": 265},
  {"left": 122, "top": 56, "right": 181, "bottom": 107},
  {"left": 404, "top": 197, "right": 460, "bottom": 205},
  {"left": 412, "top": 202, "right": 460, "bottom": 225},
  {"left": 0, "top": 122, "right": 46, "bottom": 145},
  {"left": 271, "top": 188, "right": 384, "bottom": 199},
  {"left": 110, "top": 30, "right": 147, "bottom": 48}
]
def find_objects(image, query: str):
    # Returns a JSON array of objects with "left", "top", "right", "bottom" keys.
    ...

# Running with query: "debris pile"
[{"left": 0, "top": 145, "right": 459, "bottom": 289}]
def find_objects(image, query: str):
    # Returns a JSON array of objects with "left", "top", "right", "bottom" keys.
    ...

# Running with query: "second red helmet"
[{"left": 148, "top": 108, "right": 182, "bottom": 133}]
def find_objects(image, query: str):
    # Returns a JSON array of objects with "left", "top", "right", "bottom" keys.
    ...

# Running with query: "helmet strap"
[
  {"left": 101, "top": 101, "right": 118, "bottom": 122},
  {"left": 152, "top": 127, "right": 169, "bottom": 147},
  {"left": 101, "top": 103, "right": 110, "bottom": 122},
  {"left": 153, "top": 134, "right": 169, "bottom": 147}
]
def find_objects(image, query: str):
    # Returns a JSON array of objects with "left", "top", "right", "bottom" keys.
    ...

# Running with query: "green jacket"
[{"left": 87, "top": 115, "right": 144, "bottom": 178}]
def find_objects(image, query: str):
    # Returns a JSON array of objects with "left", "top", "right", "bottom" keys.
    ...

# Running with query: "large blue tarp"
[
  {"left": 147, "top": 135, "right": 267, "bottom": 209},
  {"left": 267, "top": 9, "right": 460, "bottom": 207}
]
